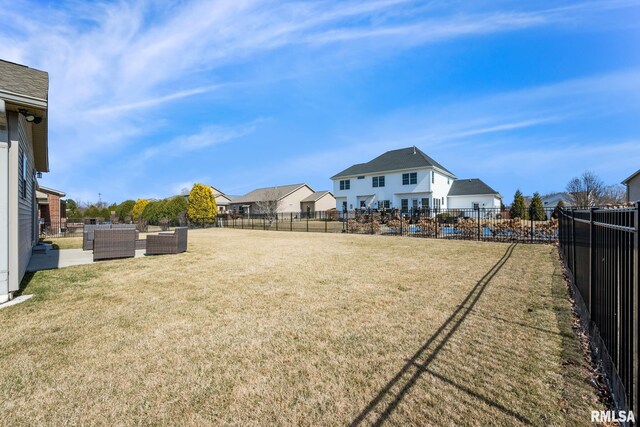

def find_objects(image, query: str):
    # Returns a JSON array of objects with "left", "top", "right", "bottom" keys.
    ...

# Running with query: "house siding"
[
  {"left": 447, "top": 195, "right": 501, "bottom": 210},
  {"left": 0, "top": 100, "right": 8, "bottom": 301},
  {"left": 8, "top": 111, "right": 37, "bottom": 293},
  {"left": 627, "top": 174, "right": 640, "bottom": 202},
  {"left": 16, "top": 114, "right": 37, "bottom": 286},
  {"left": 279, "top": 186, "right": 314, "bottom": 213},
  {"left": 332, "top": 167, "right": 453, "bottom": 210},
  {"left": 313, "top": 193, "right": 336, "bottom": 211}
]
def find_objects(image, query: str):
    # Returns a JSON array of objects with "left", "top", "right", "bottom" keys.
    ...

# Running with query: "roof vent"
[{"left": 412, "top": 146, "right": 416, "bottom": 155}]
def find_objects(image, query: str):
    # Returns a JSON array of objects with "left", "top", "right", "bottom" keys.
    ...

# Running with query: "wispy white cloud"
[
  {"left": 89, "top": 84, "right": 225, "bottom": 116},
  {"left": 2, "top": 0, "right": 639, "bottom": 200},
  {"left": 247, "top": 68, "right": 640, "bottom": 194},
  {"left": 136, "top": 118, "right": 263, "bottom": 164}
]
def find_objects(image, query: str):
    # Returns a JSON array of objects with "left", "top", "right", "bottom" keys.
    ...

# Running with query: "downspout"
[{"left": 0, "top": 100, "right": 10, "bottom": 303}]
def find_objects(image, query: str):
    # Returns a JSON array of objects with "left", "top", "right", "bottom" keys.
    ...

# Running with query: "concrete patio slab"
[{"left": 27, "top": 249, "right": 147, "bottom": 272}]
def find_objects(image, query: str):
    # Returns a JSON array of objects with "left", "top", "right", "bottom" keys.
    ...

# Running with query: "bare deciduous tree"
[
  {"left": 566, "top": 171, "right": 605, "bottom": 207},
  {"left": 255, "top": 188, "right": 282, "bottom": 224},
  {"left": 600, "top": 184, "right": 626, "bottom": 205},
  {"left": 566, "top": 171, "right": 626, "bottom": 206}
]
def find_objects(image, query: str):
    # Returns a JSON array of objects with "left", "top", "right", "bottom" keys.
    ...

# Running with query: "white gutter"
[
  {"left": 0, "top": 100, "right": 9, "bottom": 303},
  {"left": 0, "top": 89, "right": 47, "bottom": 110}
]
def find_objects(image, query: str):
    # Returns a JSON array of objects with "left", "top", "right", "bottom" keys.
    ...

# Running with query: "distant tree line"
[
  {"left": 506, "top": 170, "right": 626, "bottom": 220},
  {"left": 65, "top": 183, "right": 217, "bottom": 226}
]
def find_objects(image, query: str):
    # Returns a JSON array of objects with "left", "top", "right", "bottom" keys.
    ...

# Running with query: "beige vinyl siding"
[
  {"left": 279, "top": 186, "right": 314, "bottom": 213},
  {"left": 313, "top": 193, "right": 336, "bottom": 211},
  {"left": 628, "top": 174, "right": 640, "bottom": 202},
  {"left": 15, "top": 113, "right": 36, "bottom": 286}
]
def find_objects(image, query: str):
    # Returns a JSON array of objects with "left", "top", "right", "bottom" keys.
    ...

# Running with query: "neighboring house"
[
  {"left": 447, "top": 179, "right": 502, "bottom": 210},
  {"left": 181, "top": 185, "right": 231, "bottom": 213},
  {"left": 622, "top": 169, "right": 640, "bottom": 202},
  {"left": 1, "top": 60, "right": 49, "bottom": 303},
  {"left": 209, "top": 185, "right": 231, "bottom": 213},
  {"left": 541, "top": 192, "right": 572, "bottom": 208},
  {"left": 37, "top": 185, "right": 66, "bottom": 234},
  {"left": 331, "top": 146, "right": 501, "bottom": 212},
  {"left": 229, "top": 184, "right": 315, "bottom": 215},
  {"left": 300, "top": 191, "right": 336, "bottom": 214}
]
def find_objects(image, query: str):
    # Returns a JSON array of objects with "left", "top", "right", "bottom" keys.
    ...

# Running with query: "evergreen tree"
[
  {"left": 529, "top": 192, "right": 546, "bottom": 221},
  {"left": 552, "top": 199, "right": 565, "bottom": 219},
  {"left": 65, "top": 199, "right": 79, "bottom": 217},
  {"left": 509, "top": 190, "right": 528, "bottom": 219},
  {"left": 187, "top": 184, "right": 217, "bottom": 222},
  {"left": 84, "top": 204, "right": 101, "bottom": 218}
]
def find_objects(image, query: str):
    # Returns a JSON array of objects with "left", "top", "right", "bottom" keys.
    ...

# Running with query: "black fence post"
[
  {"left": 633, "top": 201, "right": 639, "bottom": 415},
  {"left": 530, "top": 207, "right": 534, "bottom": 243},
  {"left": 571, "top": 209, "right": 576, "bottom": 277},
  {"left": 325, "top": 213, "right": 327, "bottom": 233},
  {"left": 477, "top": 208, "right": 481, "bottom": 241},
  {"left": 306, "top": 212, "right": 309, "bottom": 232},
  {"left": 589, "top": 207, "right": 596, "bottom": 315},
  {"left": 370, "top": 209, "right": 374, "bottom": 235}
]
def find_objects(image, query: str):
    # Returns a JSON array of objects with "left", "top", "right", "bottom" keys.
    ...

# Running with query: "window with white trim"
[
  {"left": 20, "top": 149, "right": 27, "bottom": 199},
  {"left": 339, "top": 180, "right": 350, "bottom": 190},
  {"left": 402, "top": 172, "right": 417, "bottom": 185},
  {"left": 372, "top": 176, "right": 385, "bottom": 187}
]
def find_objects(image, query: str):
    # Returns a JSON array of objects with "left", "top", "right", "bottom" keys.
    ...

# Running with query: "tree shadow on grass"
[{"left": 349, "top": 243, "right": 532, "bottom": 426}]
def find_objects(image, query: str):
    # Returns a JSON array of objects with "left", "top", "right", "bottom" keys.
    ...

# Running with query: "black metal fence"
[
  {"left": 206, "top": 207, "right": 559, "bottom": 243},
  {"left": 558, "top": 205, "right": 638, "bottom": 416},
  {"left": 38, "top": 218, "right": 85, "bottom": 239}
]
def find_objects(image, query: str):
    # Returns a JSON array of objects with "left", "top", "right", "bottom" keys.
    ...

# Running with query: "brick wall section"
[{"left": 38, "top": 192, "right": 66, "bottom": 232}]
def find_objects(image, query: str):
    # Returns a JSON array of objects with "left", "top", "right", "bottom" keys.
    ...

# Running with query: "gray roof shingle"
[
  {"left": 0, "top": 60, "right": 49, "bottom": 101},
  {"left": 231, "top": 184, "right": 310, "bottom": 204},
  {"left": 331, "top": 147, "right": 455, "bottom": 179},
  {"left": 300, "top": 191, "right": 331, "bottom": 203},
  {"left": 448, "top": 179, "right": 499, "bottom": 196}
]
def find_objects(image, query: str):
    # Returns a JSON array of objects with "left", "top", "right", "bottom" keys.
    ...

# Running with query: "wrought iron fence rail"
[{"left": 558, "top": 205, "right": 638, "bottom": 417}]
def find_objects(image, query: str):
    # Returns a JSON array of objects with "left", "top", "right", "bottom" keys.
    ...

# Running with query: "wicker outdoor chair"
[
  {"left": 146, "top": 227, "right": 188, "bottom": 255},
  {"left": 93, "top": 229, "right": 137, "bottom": 261}
]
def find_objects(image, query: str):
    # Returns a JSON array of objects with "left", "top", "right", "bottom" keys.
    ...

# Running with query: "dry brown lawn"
[{"left": 1, "top": 229, "right": 603, "bottom": 425}]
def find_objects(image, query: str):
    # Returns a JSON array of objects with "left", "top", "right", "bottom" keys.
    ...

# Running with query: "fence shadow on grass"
[{"left": 349, "top": 243, "right": 531, "bottom": 426}]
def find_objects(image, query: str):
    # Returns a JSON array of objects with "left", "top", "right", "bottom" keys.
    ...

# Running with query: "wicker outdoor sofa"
[
  {"left": 93, "top": 229, "right": 137, "bottom": 261},
  {"left": 83, "top": 224, "right": 138, "bottom": 250},
  {"left": 146, "top": 227, "right": 188, "bottom": 255}
]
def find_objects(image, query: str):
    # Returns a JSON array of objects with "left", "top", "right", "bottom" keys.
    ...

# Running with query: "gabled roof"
[
  {"left": 38, "top": 185, "right": 66, "bottom": 197},
  {"left": 448, "top": 179, "right": 500, "bottom": 197},
  {"left": 541, "top": 192, "right": 570, "bottom": 204},
  {"left": 301, "top": 191, "right": 333, "bottom": 203},
  {"left": 622, "top": 169, "right": 640, "bottom": 184},
  {"left": 331, "top": 147, "right": 456, "bottom": 179},
  {"left": 231, "top": 184, "right": 312, "bottom": 204}
]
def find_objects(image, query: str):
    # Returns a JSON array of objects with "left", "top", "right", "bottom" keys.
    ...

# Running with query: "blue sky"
[{"left": 1, "top": 0, "right": 639, "bottom": 204}]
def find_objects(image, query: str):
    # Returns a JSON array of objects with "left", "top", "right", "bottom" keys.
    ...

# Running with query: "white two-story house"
[{"left": 331, "top": 146, "right": 501, "bottom": 213}]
